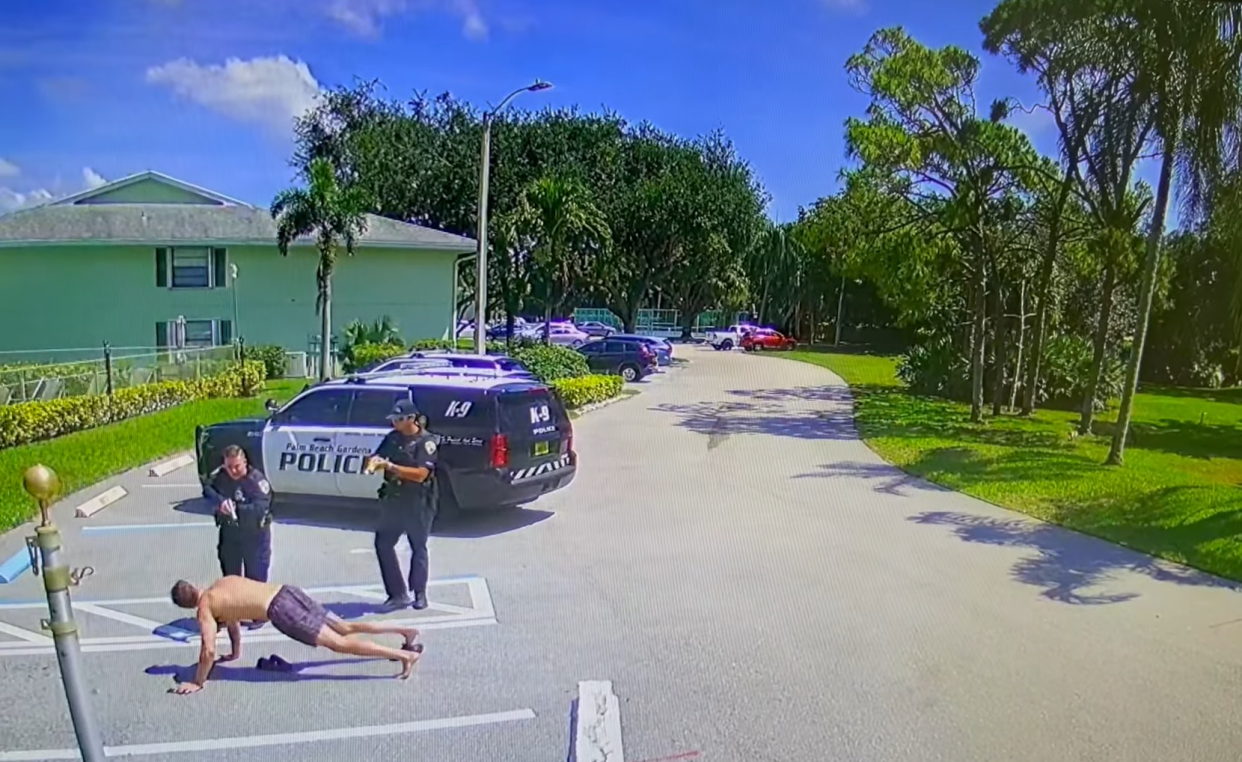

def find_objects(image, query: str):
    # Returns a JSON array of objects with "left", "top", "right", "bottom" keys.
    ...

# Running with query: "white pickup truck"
[{"left": 705, "top": 324, "right": 757, "bottom": 351}]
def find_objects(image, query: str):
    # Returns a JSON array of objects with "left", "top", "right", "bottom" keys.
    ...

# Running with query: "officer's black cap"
[{"left": 387, "top": 399, "right": 421, "bottom": 421}]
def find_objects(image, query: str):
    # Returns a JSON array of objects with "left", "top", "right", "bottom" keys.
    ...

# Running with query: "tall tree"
[
  {"left": 1108, "top": 0, "right": 1242, "bottom": 464},
  {"left": 271, "top": 157, "right": 370, "bottom": 381},
  {"left": 515, "top": 175, "right": 612, "bottom": 341},
  {"left": 845, "top": 27, "right": 1040, "bottom": 422}
]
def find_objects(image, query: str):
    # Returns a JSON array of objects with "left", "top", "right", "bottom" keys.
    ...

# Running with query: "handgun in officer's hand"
[
  {"left": 217, "top": 499, "right": 237, "bottom": 519},
  {"left": 363, "top": 456, "right": 389, "bottom": 475}
]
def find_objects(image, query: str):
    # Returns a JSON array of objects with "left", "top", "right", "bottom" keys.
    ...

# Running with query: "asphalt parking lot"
[{"left": 3, "top": 347, "right": 1242, "bottom": 761}]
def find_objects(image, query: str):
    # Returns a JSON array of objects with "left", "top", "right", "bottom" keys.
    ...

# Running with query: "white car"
[
  {"left": 706, "top": 324, "right": 757, "bottom": 351},
  {"left": 521, "top": 322, "right": 590, "bottom": 348}
]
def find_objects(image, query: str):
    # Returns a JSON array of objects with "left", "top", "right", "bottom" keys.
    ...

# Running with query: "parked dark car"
[
  {"left": 609, "top": 334, "right": 673, "bottom": 366},
  {"left": 576, "top": 338, "right": 658, "bottom": 382}
]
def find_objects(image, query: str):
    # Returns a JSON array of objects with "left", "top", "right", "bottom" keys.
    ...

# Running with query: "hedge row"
[
  {"left": 550, "top": 374, "right": 624, "bottom": 409},
  {"left": 511, "top": 344, "right": 590, "bottom": 382},
  {"left": 0, "top": 360, "right": 266, "bottom": 450}
]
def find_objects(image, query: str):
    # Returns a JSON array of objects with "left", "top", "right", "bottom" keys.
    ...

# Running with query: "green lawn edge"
[
  {"left": 780, "top": 348, "right": 1242, "bottom": 584},
  {"left": 0, "top": 379, "right": 304, "bottom": 531}
]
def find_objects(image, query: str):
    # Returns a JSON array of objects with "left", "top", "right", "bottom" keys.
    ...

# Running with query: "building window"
[
  {"left": 155, "top": 247, "right": 227, "bottom": 289},
  {"left": 156, "top": 318, "right": 234, "bottom": 348}
]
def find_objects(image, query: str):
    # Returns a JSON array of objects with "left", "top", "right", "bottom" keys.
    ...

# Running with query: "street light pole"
[
  {"left": 230, "top": 263, "right": 240, "bottom": 349},
  {"left": 473, "top": 80, "right": 553, "bottom": 355}
]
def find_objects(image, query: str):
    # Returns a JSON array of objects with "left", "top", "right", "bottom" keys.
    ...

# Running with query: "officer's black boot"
[{"left": 412, "top": 591, "right": 428, "bottom": 610}]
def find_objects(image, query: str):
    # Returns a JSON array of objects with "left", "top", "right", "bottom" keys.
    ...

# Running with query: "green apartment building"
[{"left": 0, "top": 171, "right": 476, "bottom": 358}]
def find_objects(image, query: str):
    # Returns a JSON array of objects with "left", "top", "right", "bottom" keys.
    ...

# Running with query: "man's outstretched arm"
[{"left": 175, "top": 607, "right": 218, "bottom": 694}]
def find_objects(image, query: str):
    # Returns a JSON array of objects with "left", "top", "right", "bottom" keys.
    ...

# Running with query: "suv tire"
[{"left": 620, "top": 363, "right": 640, "bottom": 382}]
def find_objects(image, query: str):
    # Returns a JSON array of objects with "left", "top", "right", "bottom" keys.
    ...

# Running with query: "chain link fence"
[{"left": 0, "top": 345, "right": 239, "bottom": 405}]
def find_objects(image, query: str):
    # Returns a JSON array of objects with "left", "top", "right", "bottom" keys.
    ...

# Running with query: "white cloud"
[
  {"left": 0, "top": 159, "right": 18, "bottom": 178},
  {"left": 326, "top": 0, "right": 489, "bottom": 40},
  {"left": 144, "top": 55, "right": 323, "bottom": 134},
  {"left": 0, "top": 167, "right": 113, "bottom": 214},
  {"left": 0, "top": 187, "right": 53, "bottom": 214},
  {"left": 82, "top": 167, "right": 107, "bottom": 189}
]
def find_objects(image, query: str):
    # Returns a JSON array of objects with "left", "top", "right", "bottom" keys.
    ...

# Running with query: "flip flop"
[
  {"left": 390, "top": 643, "right": 424, "bottom": 662},
  {"left": 266, "top": 654, "right": 294, "bottom": 672},
  {"left": 256, "top": 656, "right": 272, "bottom": 671}
]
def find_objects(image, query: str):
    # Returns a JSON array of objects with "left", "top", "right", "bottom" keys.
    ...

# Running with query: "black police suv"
[{"left": 195, "top": 372, "right": 576, "bottom": 514}]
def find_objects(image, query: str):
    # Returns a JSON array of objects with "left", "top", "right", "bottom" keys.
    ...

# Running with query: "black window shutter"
[
  {"left": 155, "top": 248, "right": 168, "bottom": 287},
  {"left": 212, "top": 248, "right": 227, "bottom": 288},
  {"left": 155, "top": 321, "right": 168, "bottom": 348},
  {"left": 218, "top": 319, "right": 233, "bottom": 345}
]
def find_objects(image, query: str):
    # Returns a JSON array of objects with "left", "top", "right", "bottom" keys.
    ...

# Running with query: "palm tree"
[
  {"left": 1107, "top": 0, "right": 1242, "bottom": 464},
  {"left": 519, "top": 176, "right": 611, "bottom": 343},
  {"left": 271, "top": 158, "right": 369, "bottom": 381}
]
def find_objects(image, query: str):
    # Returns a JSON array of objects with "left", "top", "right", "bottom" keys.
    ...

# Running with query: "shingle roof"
[
  {"left": 0, "top": 204, "right": 477, "bottom": 252},
  {"left": 0, "top": 171, "right": 477, "bottom": 252}
]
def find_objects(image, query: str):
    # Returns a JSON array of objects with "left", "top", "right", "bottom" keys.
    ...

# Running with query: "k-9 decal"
[
  {"left": 445, "top": 400, "right": 474, "bottom": 418},
  {"left": 529, "top": 404, "right": 550, "bottom": 425}
]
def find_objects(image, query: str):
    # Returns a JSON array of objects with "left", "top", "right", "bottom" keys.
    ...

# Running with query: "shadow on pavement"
[
  {"left": 650, "top": 385, "right": 857, "bottom": 442},
  {"left": 792, "top": 460, "right": 948, "bottom": 496},
  {"left": 172, "top": 498, "right": 553, "bottom": 539},
  {"left": 910, "top": 510, "right": 1241, "bottom": 605},
  {"left": 146, "top": 657, "right": 391, "bottom": 684}
]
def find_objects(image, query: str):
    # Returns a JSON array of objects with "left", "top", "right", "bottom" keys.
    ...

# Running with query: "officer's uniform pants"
[
  {"left": 374, "top": 500, "right": 435, "bottom": 599},
  {"left": 218, "top": 525, "right": 272, "bottom": 582}
]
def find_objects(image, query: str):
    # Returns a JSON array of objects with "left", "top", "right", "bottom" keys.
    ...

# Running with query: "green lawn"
[
  {"left": 0, "top": 379, "right": 304, "bottom": 531},
  {"left": 784, "top": 347, "right": 1242, "bottom": 581}
]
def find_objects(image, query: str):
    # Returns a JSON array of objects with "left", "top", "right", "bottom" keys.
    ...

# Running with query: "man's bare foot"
[{"left": 397, "top": 650, "right": 419, "bottom": 679}]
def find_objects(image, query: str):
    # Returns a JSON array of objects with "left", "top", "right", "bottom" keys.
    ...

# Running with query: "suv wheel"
[
  {"left": 721, "top": 339, "right": 733, "bottom": 350},
  {"left": 620, "top": 363, "right": 640, "bottom": 382}
]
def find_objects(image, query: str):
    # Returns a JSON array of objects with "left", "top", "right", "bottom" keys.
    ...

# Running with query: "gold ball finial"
[{"left": 22, "top": 464, "right": 60, "bottom": 503}]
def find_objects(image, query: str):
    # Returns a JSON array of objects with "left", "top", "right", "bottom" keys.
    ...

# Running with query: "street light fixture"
[{"left": 473, "top": 79, "right": 553, "bottom": 355}]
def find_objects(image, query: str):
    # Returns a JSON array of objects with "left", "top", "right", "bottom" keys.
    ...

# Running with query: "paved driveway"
[{"left": 2, "top": 348, "right": 1242, "bottom": 761}]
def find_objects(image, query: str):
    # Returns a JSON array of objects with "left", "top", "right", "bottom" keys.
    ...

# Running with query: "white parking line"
[{"left": 0, "top": 708, "right": 538, "bottom": 760}]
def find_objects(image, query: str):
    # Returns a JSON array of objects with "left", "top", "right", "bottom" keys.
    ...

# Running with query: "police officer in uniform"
[
  {"left": 365, "top": 398, "right": 439, "bottom": 611},
  {"left": 203, "top": 445, "right": 274, "bottom": 626}
]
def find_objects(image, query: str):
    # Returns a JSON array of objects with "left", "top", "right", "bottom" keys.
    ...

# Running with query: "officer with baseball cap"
[{"left": 364, "top": 398, "right": 439, "bottom": 610}]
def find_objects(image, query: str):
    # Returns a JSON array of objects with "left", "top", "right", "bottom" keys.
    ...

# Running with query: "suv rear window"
[
  {"left": 497, "top": 387, "right": 571, "bottom": 432},
  {"left": 412, "top": 388, "right": 496, "bottom": 430}
]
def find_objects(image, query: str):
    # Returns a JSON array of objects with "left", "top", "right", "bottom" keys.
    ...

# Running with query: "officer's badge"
[
  {"left": 259, "top": 479, "right": 271, "bottom": 495},
  {"left": 424, "top": 440, "right": 437, "bottom": 455},
  {"left": 234, "top": 489, "right": 244, "bottom": 501}
]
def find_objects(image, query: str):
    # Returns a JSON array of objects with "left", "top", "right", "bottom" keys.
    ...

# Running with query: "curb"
[
  {"left": 149, "top": 453, "right": 195, "bottom": 478},
  {"left": 572, "top": 392, "right": 633, "bottom": 416},
  {"left": 75, "top": 485, "right": 128, "bottom": 519}
]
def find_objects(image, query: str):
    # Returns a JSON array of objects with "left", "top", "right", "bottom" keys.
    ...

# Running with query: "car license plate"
[{"left": 533, "top": 440, "right": 550, "bottom": 457}]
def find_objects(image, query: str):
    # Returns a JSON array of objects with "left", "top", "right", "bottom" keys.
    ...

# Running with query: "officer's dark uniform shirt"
[
  {"left": 374, "top": 430, "right": 438, "bottom": 503},
  {"left": 203, "top": 467, "right": 273, "bottom": 529}
]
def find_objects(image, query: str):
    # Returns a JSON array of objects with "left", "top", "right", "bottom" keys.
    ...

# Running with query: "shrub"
[
  {"left": 0, "top": 360, "right": 265, "bottom": 450},
  {"left": 1037, "top": 334, "right": 1123, "bottom": 410},
  {"left": 897, "top": 334, "right": 972, "bottom": 401},
  {"left": 550, "top": 375, "right": 623, "bottom": 409},
  {"left": 345, "top": 342, "right": 407, "bottom": 373},
  {"left": 248, "top": 345, "right": 288, "bottom": 380},
  {"left": 511, "top": 343, "right": 590, "bottom": 382}
]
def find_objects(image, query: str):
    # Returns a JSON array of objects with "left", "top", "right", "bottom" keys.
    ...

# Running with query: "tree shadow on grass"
[
  {"left": 910, "top": 510, "right": 1240, "bottom": 605},
  {"left": 1093, "top": 418, "right": 1242, "bottom": 463}
]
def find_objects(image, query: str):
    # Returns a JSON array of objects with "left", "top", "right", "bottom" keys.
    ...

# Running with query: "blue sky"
[{"left": 0, "top": 0, "right": 1055, "bottom": 221}]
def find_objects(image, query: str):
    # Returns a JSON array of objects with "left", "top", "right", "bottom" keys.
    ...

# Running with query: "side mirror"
[{"left": 264, "top": 399, "right": 280, "bottom": 415}]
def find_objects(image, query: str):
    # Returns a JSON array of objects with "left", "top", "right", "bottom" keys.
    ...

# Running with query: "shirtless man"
[{"left": 169, "top": 576, "right": 421, "bottom": 694}]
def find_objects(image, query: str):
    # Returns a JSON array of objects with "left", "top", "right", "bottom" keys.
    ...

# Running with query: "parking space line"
[
  {"left": 0, "top": 708, "right": 537, "bottom": 761},
  {"left": 0, "top": 621, "right": 51, "bottom": 644},
  {"left": 0, "top": 548, "right": 32, "bottom": 584},
  {"left": 0, "top": 578, "right": 498, "bottom": 656},
  {"left": 574, "top": 680, "right": 626, "bottom": 762},
  {"left": 80, "top": 523, "right": 215, "bottom": 534}
]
